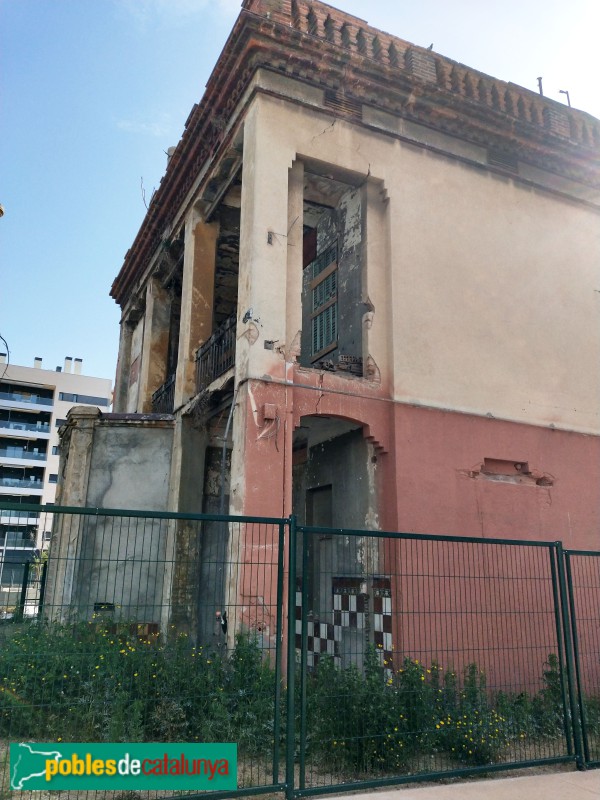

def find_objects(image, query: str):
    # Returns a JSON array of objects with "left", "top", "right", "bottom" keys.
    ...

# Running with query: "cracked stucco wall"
[{"left": 69, "top": 423, "right": 174, "bottom": 621}]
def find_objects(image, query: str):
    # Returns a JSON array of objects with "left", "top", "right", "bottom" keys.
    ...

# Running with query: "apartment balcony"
[
  {"left": 0, "top": 391, "right": 53, "bottom": 412},
  {"left": 0, "top": 420, "right": 51, "bottom": 439},
  {"left": 0, "top": 477, "right": 44, "bottom": 494},
  {"left": 0, "top": 447, "right": 47, "bottom": 465},
  {"left": 151, "top": 373, "right": 176, "bottom": 414},
  {"left": 195, "top": 313, "right": 236, "bottom": 395}
]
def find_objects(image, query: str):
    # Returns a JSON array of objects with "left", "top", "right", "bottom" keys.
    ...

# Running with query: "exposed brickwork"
[
  {"left": 544, "top": 106, "right": 571, "bottom": 138},
  {"left": 243, "top": 0, "right": 598, "bottom": 149},
  {"left": 405, "top": 49, "right": 437, "bottom": 83}
]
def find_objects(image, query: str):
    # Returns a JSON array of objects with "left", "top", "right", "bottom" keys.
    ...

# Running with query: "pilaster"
[
  {"left": 44, "top": 406, "right": 100, "bottom": 620},
  {"left": 174, "top": 213, "right": 219, "bottom": 409},
  {"left": 113, "top": 319, "right": 134, "bottom": 413},
  {"left": 138, "top": 278, "right": 171, "bottom": 412}
]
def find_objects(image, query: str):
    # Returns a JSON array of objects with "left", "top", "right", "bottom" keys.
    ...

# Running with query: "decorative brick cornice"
[{"left": 111, "top": 0, "right": 600, "bottom": 308}]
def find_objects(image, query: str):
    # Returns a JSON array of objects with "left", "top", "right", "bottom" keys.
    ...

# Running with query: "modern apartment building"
[{"left": 0, "top": 355, "right": 111, "bottom": 600}]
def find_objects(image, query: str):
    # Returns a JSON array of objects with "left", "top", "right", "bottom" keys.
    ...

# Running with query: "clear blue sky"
[{"left": 1, "top": 0, "right": 597, "bottom": 383}]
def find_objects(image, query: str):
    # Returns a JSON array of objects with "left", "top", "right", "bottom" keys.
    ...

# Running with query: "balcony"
[
  {"left": 0, "top": 391, "right": 53, "bottom": 407},
  {"left": 0, "top": 420, "right": 50, "bottom": 438},
  {"left": 151, "top": 373, "right": 176, "bottom": 414},
  {"left": 0, "top": 447, "right": 46, "bottom": 462},
  {"left": 195, "top": 313, "right": 236, "bottom": 395},
  {"left": 0, "top": 477, "right": 44, "bottom": 490}
]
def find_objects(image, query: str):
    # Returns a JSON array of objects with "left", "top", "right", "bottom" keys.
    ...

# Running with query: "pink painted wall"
[
  {"left": 235, "top": 371, "right": 599, "bottom": 550},
  {"left": 233, "top": 378, "right": 599, "bottom": 687},
  {"left": 388, "top": 403, "right": 600, "bottom": 549}
]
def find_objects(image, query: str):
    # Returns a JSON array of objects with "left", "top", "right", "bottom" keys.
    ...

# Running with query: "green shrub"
[
  {"left": 306, "top": 648, "right": 412, "bottom": 774},
  {"left": 0, "top": 621, "right": 276, "bottom": 754},
  {"left": 305, "top": 655, "right": 535, "bottom": 772},
  {"left": 1, "top": 621, "right": 593, "bottom": 779},
  {"left": 441, "top": 707, "right": 510, "bottom": 765},
  {"left": 531, "top": 654, "right": 566, "bottom": 736},
  {"left": 495, "top": 690, "right": 536, "bottom": 739},
  {"left": 583, "top": 696, "right": 600, "bottom": 735}
]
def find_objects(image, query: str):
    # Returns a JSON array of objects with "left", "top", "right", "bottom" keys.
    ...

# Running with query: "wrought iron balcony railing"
[
  {"left": 151, "top": 373, "right": 176, "bottom": 414},
  {"left": 195, "top": 313, "right": 236, "bottom": 395}
]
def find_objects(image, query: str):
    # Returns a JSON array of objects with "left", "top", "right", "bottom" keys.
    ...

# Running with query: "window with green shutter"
[{"left": 309, "top": 244, "right": 338, "bottom": 360}]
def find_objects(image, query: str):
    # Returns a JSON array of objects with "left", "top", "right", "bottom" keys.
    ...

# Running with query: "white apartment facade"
[{"left": 0, "top": 354, "right": 112, "bottom": 598}]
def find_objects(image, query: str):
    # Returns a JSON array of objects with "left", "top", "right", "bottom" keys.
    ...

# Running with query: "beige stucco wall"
[
  {"left": 388, "top": 148, "right": 600, "bottom": 434},
  {"left": 234, "top": 92, "right": 600, "bottom": 435}
]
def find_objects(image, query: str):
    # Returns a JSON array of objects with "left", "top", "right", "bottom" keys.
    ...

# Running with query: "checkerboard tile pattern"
[
  {"left": 295, "top": 582, "right": 341, "bottom": 667},
  {"left": 373, "top": 577, "right": 393, "bottom": 670},
  {"left": 295, "top": 576, "right": 393, "bottom": 669},
  {"left": 332, "top": 576, "right": 367, "bottom": 629}
]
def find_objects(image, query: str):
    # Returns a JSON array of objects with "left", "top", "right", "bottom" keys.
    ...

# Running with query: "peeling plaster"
[
  {"left": 460, "top": 460, "right": 556, "bottom": 488},
  {"left": 286, "top": 330, "right": 302, "bottom": 361},
  {"left": 339, "top": 189, "right": 362, "bottom": 250},
  {"left": 241, "top": 322, "right": 260, "bottom": 345},
  {"left": 365, "top": 355, "right": 381, "bottom": 383},
  {"left": 365, "top": 445, "right": 380, "bottom": 531},
  {"left": 256, "top": 416, "right": 280, "bottom": 445},
  {"left": 247, "top": 383, "right": 259, "bottom": 427},
  {"left": 363, "top": 311, "right": 374, "bottom": 329}
]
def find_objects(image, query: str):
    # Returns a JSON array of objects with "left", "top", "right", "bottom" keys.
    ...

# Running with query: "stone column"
[
  {"left": 138, "top": 278, "right": 171, "bottom": 412},
  {"left": 230, "top": 100, "right": 295, "bottom": 518},
  {"left": 44, "top": 407, "right": 100, "bottom": 620},
  {"left": 225, "top": 100, "right": 294, "bottom": 651},
  {"left": 173, "top": 212, "right": 219, "bottom": 409},
  {"left": 113, "top": 318, "right": 134, "bottom": 413},
  {"left": 162, "top": 414, "right": 210, "bottom": 638}
]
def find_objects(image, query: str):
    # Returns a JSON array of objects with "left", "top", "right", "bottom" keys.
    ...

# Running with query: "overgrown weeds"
[
  {"left": 0, "top": 621, "right": 275, "bottom": 756},
  {"left": 306, "top": 649, "right": 574, "bottom": 771},
  {"left": 0, "top": 622, "right": 595, "bottom": 776}
]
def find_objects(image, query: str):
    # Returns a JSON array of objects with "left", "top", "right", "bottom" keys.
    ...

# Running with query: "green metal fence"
[
  {"left": 564, "top": 550, "right": 600, "bottom": 768},
  {"left": 291, "top": 525, "right": 582, "bottom": 796},
  {"left": 0, "top": 502, "right": 598, "bottom": 800},
  {"left": 0, "top": 503, "right": 287, "bottom": 799}
]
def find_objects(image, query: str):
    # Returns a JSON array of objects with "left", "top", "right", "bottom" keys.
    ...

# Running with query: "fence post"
[
  {"left": 563, "top": 551, "right": 591, "bottom": 765},
  {"left": 549, "top": 545, "right": 573, "bottom": 755},
  {"left": 555, "top": 542, "right": 585, "bottom": 769},
  {"left": 16, "top": 561, "right": 31, "bottom": 621},
  {"left": 298, "top": 527, "right": 309, "bottom": 792},
  {"left": 273, "top": 520, "right": 286, "bottom": 785},
  {"left": 285, "top": 515, "right": 297, "bottom": 800},
  {"left": 37, "top": 560, "right": 48, "bottom": 619}
]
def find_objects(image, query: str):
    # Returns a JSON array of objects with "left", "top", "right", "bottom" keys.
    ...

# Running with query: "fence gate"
[{"left": 290, "top": 524, "right": 591, "bottom": 797}]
